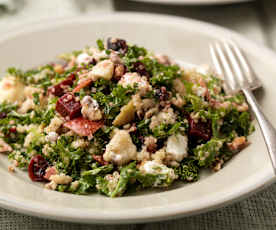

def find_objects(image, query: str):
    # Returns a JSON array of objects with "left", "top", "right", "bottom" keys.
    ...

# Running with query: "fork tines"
[{"left": 210, "top": 41, "right": 262, "bottom": 94}]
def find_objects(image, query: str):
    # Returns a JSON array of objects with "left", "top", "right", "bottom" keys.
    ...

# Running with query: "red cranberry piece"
[
  {"left": 48, "top": 73, "right": 76, "bottom": 96},
  {"left": 188, "top": 117, "right": 212, "bottom": 141},
  {"left": 9, "top": 127, "right": 17, "bottom": 133},
  {"left": 93, "top": 155, "right": 108, "bottom": 165},
  {"left": 107, "top": 38, "right": 128, "bottom": 54},
  {"left": 132, "top": 61, "right": 150, "bottom": 78},
  {"left": 113, "top": 64, "right": 127, "bottom": 81},
  {"left": 89, "top": 58, "right": 97, "bottom": 66},
  {"left": 28, "top": 155, "right": 49, "bottom": 182},
  {"left": 154, "top": 86, "right": 169, "bottom": 101},
  {"left": 56, "top": 93, "right": 81, "bottom": 119}
]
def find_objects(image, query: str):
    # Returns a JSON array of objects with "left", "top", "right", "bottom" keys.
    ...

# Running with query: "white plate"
[
  {"left": 0, "top": 13, "right": 275, "bottom": 224},
  {"left": 129, "top": 0, "right": 252, "bottom": 5}
]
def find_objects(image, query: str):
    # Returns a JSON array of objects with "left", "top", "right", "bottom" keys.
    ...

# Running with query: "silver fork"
[{"left": 210, "top": 41, "right": 276, "bottom": 174}]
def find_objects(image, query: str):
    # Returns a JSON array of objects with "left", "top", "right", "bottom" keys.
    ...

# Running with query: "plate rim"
[
  {"left": 0, "top": 12, "right": 275, "bottom": 224},
  {"left": 128, "top": 0, "right": 253, "bottom": 5}
]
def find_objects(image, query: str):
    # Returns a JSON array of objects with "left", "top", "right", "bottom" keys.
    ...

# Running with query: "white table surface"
[{"left": 1, "top": 0, "right": 276, "bottom": 229}]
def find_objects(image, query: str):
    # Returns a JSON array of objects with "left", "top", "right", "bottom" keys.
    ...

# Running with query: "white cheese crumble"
[
  {"left": 119, "top": 72, "right": 152, "bottom": 95},
  {"left": 0, "top": 76, "right": 25, "bottom": 104},
  {"left": 103, "top": 130, "right": 137, "bottom": 166},
  {"left": 166, "top": 134, "right": 188, "bottom": 162},
  {"left": 149, "top": 108, "right": 176, "bottom": 130},
  {"left": 89, "top": 60, "right": 114, "bottom": 81},
  {"left": 49, "top": 174, "right": 72, "bottom": 185},
  {"left": 80, "top": 96, "right": 102, "bottom": 121},
  {"left": 76, "top": 53, "right": 92, "bottom": 65}
]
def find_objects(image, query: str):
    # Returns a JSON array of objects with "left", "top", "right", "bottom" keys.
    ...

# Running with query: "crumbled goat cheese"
[
  {"left": 0, "top": 76, "right": 25, "bottom": 104},
  {"left": 119, "top": 73, "right": 152, "bottom": 95},
  {"left": 151, "top": 148, "right": 166, "bottom": 164},
  {"left": 18, "top": 98, "right": 35, "bottom": 114},
  {"left": 45, "top": 132, "right": 59, "bottom": 143},
  {"left": 193, "top": 85, "right": 207, "bottom": 97},
  {"left": 23, "top": 86, "right": 42, "bottom": 99},
  {"left": 45, "top": 116, "right": 64, "bottom": 133},
  {"left": 33, "top": 69, "right": 52, "bottom": 82},
  {"left": 149, "top": 108, "right": 176, "bottom": 130},
  {"left": 139, "top": 161, "right": 178, "bottom": 187},
  {"left": 166, "top": 134, "right": 188, "bottom": 162},
  {"left": 103, "top": 130, "right": 137, "bottom": 165},
  {"left": 80, "top": 96, "right": 102, "bottom": 121},
  {"left": 71, "top": 138, "right": 88, "bottom": 149},
  {"left": 76, "top": 53, "right": 92, "bottom": 65},
  {"left": 49, "top": 174, "right": 72, "bottom": 185},
  {"left": 136, "top": 147, "right": 151, "bottom": 162},
  {"left": 42, "top": 144, "right": 52, "bottom": 156},
  {"left": 89, "top": 47, "right": 108, "bottom": 61},
  {"left": 89, "top": 60, "right": 114, "bottom": 81}
]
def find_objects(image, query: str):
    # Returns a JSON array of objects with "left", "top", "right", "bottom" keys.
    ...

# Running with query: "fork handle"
[{"left": 242, "top": 88, "right": 276, "bottom": 174}]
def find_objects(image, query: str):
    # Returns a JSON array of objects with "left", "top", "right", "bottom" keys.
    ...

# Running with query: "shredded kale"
[
  {"left": 92, "top": 81, "right": 136, "bottom": 123},
  {"left": 122, "top": 45, "right": 147, "bottom": 69},
  {"left": 96, "top": 39, "right": 105, "bottom": 51},
  {"left": 174, "top": 158, "right": 199, "bottom": 182},
  {"left": 193, "top": 138, "right": 224, "bottom": 167}
]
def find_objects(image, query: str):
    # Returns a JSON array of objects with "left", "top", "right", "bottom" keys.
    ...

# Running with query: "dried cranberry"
[
  {"left": 107, "top": 38, "right": 128, "bottom": 54},
  {"left": 113, "top": 64, "right": 127, "bottom": 81},
  {"left": 93, "top": 155, "right": 108, "bottom": 165},
  {"left": 28, "top": 155, "right": 49, "bottom": 182},
  {"left": 188, "top": 117, "right": 212, "bottom": 141},
  {"left": 154, "top": 87, "right": 169, "bottom": 101},
  {"left": 48, "top": 73, "right": 76, "bottom": 96},
  {"left": 9, "top": 127, "right": 17, "bottom": 133},
  {"left": 56, "top": 93, "right": 81, "bottom": 119},
  {"left": 132, "top": 61, "right": 150, "bottom": 78},
  {"left": 0, "top": 112, "right": 7, "bottom": 119}
]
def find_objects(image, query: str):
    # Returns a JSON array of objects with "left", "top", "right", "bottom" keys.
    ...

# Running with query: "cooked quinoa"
[{"left": 0, "top": 38, "right": 254, "bottom": 197}]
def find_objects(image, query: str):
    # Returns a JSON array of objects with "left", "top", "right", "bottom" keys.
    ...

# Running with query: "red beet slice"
[
  {"left": 188, "top": 117, "right": 212, "bottom": 141},
  {"left": 48, "top": 73, "right": 76, "bottom": 96},
  {"left": 64, "top": 117, "right": 103, "bottom": 137},
  {"left": 28, "top": 155, "right": 49, "bottom": 182},
  {"left": 56, "top": 93, "right": 81, "bottom": 119}
]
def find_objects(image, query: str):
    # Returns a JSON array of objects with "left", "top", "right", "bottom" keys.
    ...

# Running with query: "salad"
[{"left": 0, "top": 38, "right": 254, "bottom": 197}]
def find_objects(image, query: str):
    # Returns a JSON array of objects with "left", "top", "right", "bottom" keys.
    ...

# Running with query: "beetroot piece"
[
  {"left": 56, "top": 93, "right": 81, "bottom": 120},
  {"left": 64, "top": 117, "right": 103, "bottom": 137},
  {"left": 188, "top": 117, "right": 212, "bottom": 141},
  {"left": 132, "top": 61, "right": 150, "bottom": 78},
  {"left": 107, "top": 38, "right": 128, "bottom": 54},
  {"left": 48, "top": 73, "right": 76, "bottom": 96},
  {"left": 28, "top": 155, "right": 49, "bottom": 182}
]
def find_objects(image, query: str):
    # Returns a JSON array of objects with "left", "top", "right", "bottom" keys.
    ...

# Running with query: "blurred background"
[
  {"left": 0, "top": 0, "right": 276, "bottom": 51},
  {"left": 1, "top": 0, "right": 276, "bottom": 229}
]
